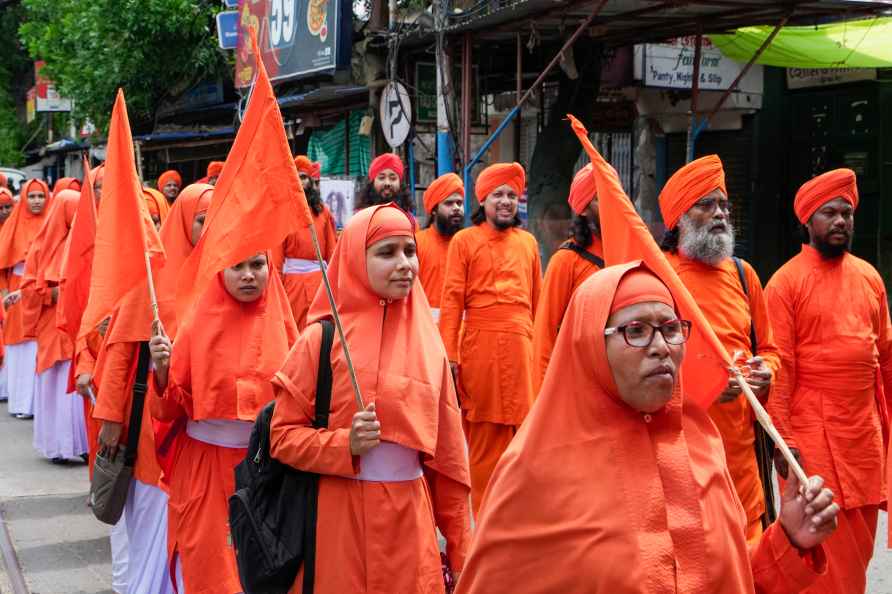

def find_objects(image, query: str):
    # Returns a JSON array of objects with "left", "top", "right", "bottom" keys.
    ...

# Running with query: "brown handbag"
[{"left": 90, "top": 341, "right": 151, "bottom": 525}]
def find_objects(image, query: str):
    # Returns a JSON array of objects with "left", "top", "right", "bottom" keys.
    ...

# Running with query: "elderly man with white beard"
[{"left": 657, "top": 155, "right": 782, "bottom": 544}]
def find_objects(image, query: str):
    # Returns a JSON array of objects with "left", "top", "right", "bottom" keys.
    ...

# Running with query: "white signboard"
[
  {"left": 379, "top": 82, "right": 412, "bottom": 148},
  {"left": 786, "top": 68, "right": 877, "bottom": 89},
  {"left": 37, "top": 84, "right": 73, "bottom": 112},
  {"left": 634, "top": 38, "right": 763, "bottom": 93},
  {"left": 320, "top": 177, "right": 356, "bottom": 230}
]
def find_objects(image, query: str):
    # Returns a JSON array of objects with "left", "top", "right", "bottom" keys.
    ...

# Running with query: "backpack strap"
[
  {"left": 124, "top": 341, "right": 151, "bottom": 468},
  {"left": 731, "top": 256, "right": 757, "bottom": 353},
  {"left": 559, "top": 241, "right": 605, "bottom": 269},
  {"left": 304, "top": 318, "right": 335, "bottom": 594}
]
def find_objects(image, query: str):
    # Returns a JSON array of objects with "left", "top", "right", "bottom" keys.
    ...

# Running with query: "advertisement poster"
[
  {"left": 235, "top": 0, "right": 350, "bottom": 88},
  {"left": 634, "top": 37, "right": 763, "bottom": 93}
]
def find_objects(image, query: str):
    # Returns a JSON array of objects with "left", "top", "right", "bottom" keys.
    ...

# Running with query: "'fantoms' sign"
[{"left": 634, "top": 37, "right": 763, "bottom": 93}]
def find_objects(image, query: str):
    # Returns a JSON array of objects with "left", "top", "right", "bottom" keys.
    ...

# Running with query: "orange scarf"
[{"left": 0, "top": 179, "right": 53, "bottom": 269}]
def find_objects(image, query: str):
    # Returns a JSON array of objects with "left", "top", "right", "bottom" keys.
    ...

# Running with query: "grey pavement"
[{"left": 1, "top": 399, "right": 892, "bottom": 592}]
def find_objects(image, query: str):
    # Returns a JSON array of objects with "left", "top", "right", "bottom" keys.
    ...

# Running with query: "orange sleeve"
[
  {"left": 875, "top": 282, "right": 892, "bottom": 415},
  {"left": 269, "top": 324, "right": 356, "bottom": 476},
  {"left": 532, "top": 252, "right": 576, "bottom": 392},
  {"left": 439, "top": 234, "right": 468, "bottom": 362},
  {"left": 746, "top": 263, "right": 781, "bottom": 379},
  {"left": 530, "top": 239, "right": 542, "bottom": 319},
  {"left": 93, "top": 341, "right": 138, "bottom": 423},
  {"left": 750, "top": 522, "right": 827, "bottom": 593},
  {"left": 75, "top": 347, "right": 97, "bottom": 377},
  {"left": 764, "top": 276, "right": 797, "bottom": 448}
]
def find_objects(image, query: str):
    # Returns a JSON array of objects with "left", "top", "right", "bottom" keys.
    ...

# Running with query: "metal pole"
[
  {"left": 704, "top": 16, "right": 789, "bottom": 127},
  {"left": 461, "top": 32, "right": 471, "bottom": 166},
  {"left": 435, "top": 0, "right": 454, "bottom": 175},
  {"left": 514, "top": 32, "right": 522, "bottom": 162},
  {"left": 685, "top": 31, "right": 703, "bottom": 163}
]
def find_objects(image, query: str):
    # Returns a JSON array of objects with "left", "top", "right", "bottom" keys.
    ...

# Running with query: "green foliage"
[
  {"left": 0, "top": 4, "right": 31, "bottom": 166},
  {"left": 19, "top": 0, "right": 227, "bottom": 130}
]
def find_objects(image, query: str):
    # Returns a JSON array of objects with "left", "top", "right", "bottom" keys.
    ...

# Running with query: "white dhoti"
[
  {"left": 33, "top": 360, "right": 88, "bottom": 459},
  {"left": 111, "top": 513, "right": 130, "bottom": 594},
  {"left": 0, "top": 360, "right": 8, "bottom": 401},
  {"left": 125, "top": 480, "right": 175, "bottom": 594},
  {"left": 6, "top": 340, "right": 37, "bottom": 416}
]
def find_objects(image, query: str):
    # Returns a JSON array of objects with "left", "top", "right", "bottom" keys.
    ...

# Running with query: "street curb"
[{"left": 0, "top": 502, "right": 28, "bottom": 594}]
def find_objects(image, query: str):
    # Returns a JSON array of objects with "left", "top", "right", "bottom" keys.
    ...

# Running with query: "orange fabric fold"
[
  {"left": 423, "top": 173, "right": 463, "bottom": 215},
  {"left": 79, "top": 89, "right": 166, "bottom": 341},
  {"left": 142, "top": 188, "right": 170, "bottom": 221},
  {"left": 455, "top": 262, "right": 826, "bottom": 594},
  {"left": 52, "top": 177, "right": 81, "bottom": 194},
  {"left": 793, "top": 168, "right": 859, "bottom": 224},
  {"left": 567, "top": 163, "right": 596, "bottom": 215},
  {"left": 658, "top": 154, "right": 727, "bottom": 230},
  {"left": 206, "top": 161, "right": 224, "bottom": 178},
  {"left": 473, "top": 162, "right": 524, "bottom": 203}
]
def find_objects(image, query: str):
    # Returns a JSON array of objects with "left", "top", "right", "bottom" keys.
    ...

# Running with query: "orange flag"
[
  {"left": 176, "top": 28, "right": 311, "bottom": 317},
  {"left": 567, "top": 113, "right": 730, "bottom": 409},
  {"left": 79, "top": 90, "right": 165, "bottom": 339},
  {"left": 58, "top": 155, "right": 98, "bottom": 339}
]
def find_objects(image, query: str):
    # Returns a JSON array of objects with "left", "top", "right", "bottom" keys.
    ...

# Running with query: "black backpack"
[{"left": 229, "top": 319, "right": 335, "bottom": 594}]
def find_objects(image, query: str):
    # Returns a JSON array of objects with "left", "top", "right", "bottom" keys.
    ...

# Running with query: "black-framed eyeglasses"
[{"left": 604, "top": 319, "right": 692, "bottom": 348}]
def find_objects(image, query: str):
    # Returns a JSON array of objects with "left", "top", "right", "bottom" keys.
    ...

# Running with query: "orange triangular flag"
[
  {"left": 176, "top": 28, "right": 309, "bottom": 317},
  {"left": 567, "top": 113, "right": 731, "bottom": 409},
  {"left": 79, "top": 90, "right": 165, "bottom": 339},
  {"left": 58, "top": 154, "right": 98, "bottom": 340}
]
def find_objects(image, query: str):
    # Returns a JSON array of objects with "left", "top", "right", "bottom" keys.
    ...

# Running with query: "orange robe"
[
  {"left": 279, "top": 205, "right": 337, "bottom": 331},
  {"left": 439, "top": 222, "right": 541, "bottom": 513},
  {"left": 76, "top": 330, "right": 105, "bottom": 478},
  {"left": 665, "top": 252, "right": 780, "bottom": 538},
  {"left": 162, "top": 272, "right": 297, "bottom": 594},
  {"left": 270, "top": 205, "right": 471, "bottom": 594},
  {"left": 415, "top": 225, "right": 452, "bottom": 317},
  {"left": 531, "top": 236, "right": 603, "bottom": 392},
  {"left": 455, "top": 261, "right": 827, "bottom": 594},
  {"left": 765, "top": 244, "right": 891, "bottom": 593}
]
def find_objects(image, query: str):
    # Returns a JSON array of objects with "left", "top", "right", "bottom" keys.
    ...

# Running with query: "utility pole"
[{"left": 434, "top": 0, "right": 454, "bottom": 174}]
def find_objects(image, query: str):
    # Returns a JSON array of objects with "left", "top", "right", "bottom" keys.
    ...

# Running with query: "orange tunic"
[
  {"left": 455, "top": 261, "right": 827, "bottom": 594},
  {"left": 92, "top": 337, "right": 163, "bottom": 488},
  {"left": 665, "top": 252, "right": 780, "bottom": 532},
  {"left": 415, "top": 225, "right": 452, "bottom": 312},
  {"left": 531, "top": 236, "right": 603, "bottom": 392},
  {"left": 439, "top": 223, "right": 542, "bottom": 424},
  {"left": 270, "top": 205, "right": 471, "bottom": 594},
  {"left": 279, "top": 205, "right": 337, "bottom": 331}
]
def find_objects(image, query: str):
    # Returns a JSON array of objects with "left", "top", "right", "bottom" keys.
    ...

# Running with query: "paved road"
[{"left": 1, "top": 399, "right": 891, "bottom": 593}]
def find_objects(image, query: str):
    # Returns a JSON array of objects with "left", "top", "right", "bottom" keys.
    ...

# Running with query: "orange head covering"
[
  {"left": 142, "top": 188, "right": 170, "bottom": 222},
  {"left": 107, "top": 183, "right": 214, "bottom": 344},
  {"left": 157, "top": 170, "right": 182, "bottom": 192},
  {"left": 52, "top": 177, "right": 81, "bottom": 195},
  {"left": 170, "top": 254, "right": 298, "bottom": 421},
  {"left": 368, "top": 153, "right": 404, "bottom": 181},
  {"left": 366, "top": 202, "right": 414, "bottom": 246},
  {"left": 0, "top": 179, "right": 53, "bottom": 269},
  {"left": 610, "top": 268, "right": 674, "bottom": 314},
  {"left": 455, "top": 262, "right": 757, "bottom": 593},
  {"left": 294, "top": 155, "right": 318, "bottom": 178},
  {"left": 568, "top": 164, "right": 597, "bottom": 216},
  {"left": 0, "top": 187, "right": 13, "bottom": 206},
  {"left": 794, "top": 168, "right": 859, "bottom": 224},
  {"left": 474, "top": 162, "right": 525, "bottom": 203},
  {"left": 275, "top": 204, "right": 468, "bottom": 488},
  {"left": 658, "top": 155, "right": 726, "bottom": 230},
  {"left": 25, "top": 189, "right": 80, "bottom": 288},
  {"left": 423, "top": 173, "right": 464, "bottom": 215},
  {"left": 206, "top": 161, "right": 224, "bottom": 178},
  {"left": 310, "top": 162, "right": 321, "bottom": 180}
]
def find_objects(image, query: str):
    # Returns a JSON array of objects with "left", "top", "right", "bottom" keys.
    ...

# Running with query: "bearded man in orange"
[
  {"left": 532, "top": 164, "right": 603, "bottom": 391},
  {"left": 440, "top": 162, "right": 541, "bottom": 515},
  {"left": 416, "top": 173, "right": 464, "bottom": 323},
  {"left": 658, "top": 155, "right": 780, "bottom": 541},
  {"left": 157, "top": 169, "right": 182, "bottom": 204},
  {"left": 277, "top": 155, "right": 337, "bottom": 330},
  {"left": 356, "top": 153, "right": 415, "bottom": 215},
  {"left": 765, "top": 168, "right": 891, "bottom": 594}
]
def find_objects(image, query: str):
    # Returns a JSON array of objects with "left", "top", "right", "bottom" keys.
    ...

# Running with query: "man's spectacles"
[
  {"left": 604, "top": 319, "right": 692, "bottom": 348},
  {"left": 692, "top": 197, "right": 730, "bottom": 214}
]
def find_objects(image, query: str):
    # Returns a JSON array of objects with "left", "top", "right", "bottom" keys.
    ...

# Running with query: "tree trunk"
[{"left": 527, "top": 38, "right": 601, "bottom": 264}]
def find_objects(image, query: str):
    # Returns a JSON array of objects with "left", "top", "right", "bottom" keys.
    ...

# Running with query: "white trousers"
[
  {"left": 125, "top": 480, "right": 174, "bottom": 594},
  {"left": 33, "top": 360, "right": 88, "bottom": 459},
  {"left": 6, "top": 340, "right": 37, "bottom": 416},
  {"left": 111, "top": 513, "right": 130, "bottom": 594}
]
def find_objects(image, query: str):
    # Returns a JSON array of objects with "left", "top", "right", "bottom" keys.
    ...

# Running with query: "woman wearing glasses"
[{"left": 455, "top": 262, "right": 839, "bottom": 594}]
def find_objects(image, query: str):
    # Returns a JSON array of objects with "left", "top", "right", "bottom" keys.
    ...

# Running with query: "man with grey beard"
[{"left": 658, "top": 155, "right": 781, "bottom": 543}]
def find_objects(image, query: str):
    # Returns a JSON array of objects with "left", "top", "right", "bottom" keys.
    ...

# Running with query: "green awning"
[{"left": 709, "top": 17, "right": 892, "bottom": 68}]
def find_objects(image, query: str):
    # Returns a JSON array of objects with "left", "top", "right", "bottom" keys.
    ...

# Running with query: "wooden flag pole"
[
  {"left": 144, "top": 250, "right": 160, "bottom": 326},
  {"left": 735, "top": 371, "right": 809, "bottom": 486},
  {"left": 306, "top": 219, "right": 365, "bottom": 411}
]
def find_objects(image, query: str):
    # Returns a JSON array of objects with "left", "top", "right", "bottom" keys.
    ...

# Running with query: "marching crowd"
[{"left": 0, "top": 87, "right": 889, "bottom": 594}]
